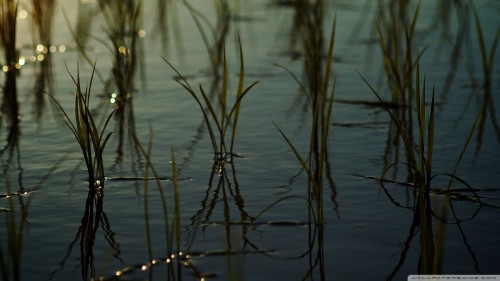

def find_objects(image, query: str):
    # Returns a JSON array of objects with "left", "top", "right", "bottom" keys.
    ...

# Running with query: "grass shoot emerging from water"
[
  {"left": 359, "top": 59, "right": 486, "bottom": 275},
  {"left": 164, "top": 36, "right": 258, "bottom": 169},
  {"left": 275, "top": 16, "right": 337, "bottom": 227},
  {"left": 47, "top": 64, "right": 115, "bottom": 189}
]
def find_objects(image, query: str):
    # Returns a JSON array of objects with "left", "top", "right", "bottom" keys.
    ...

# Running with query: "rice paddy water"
[{"left": 1, "top": 0, "right": 499, "bottom": 280}]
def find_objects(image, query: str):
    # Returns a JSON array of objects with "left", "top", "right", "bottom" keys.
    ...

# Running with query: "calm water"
[{"left": 1, "top": 0, "right": 500, "bottom": 280}]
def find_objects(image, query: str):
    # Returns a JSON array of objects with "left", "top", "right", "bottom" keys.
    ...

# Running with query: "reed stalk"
[
  {"left": 47, "top": 64, "right": 115, "bottom": 189},
  {"left": 275, "top": 16, "right": 337, "bottom": 227},
  {"left": 164, "top": 36, "right": 258, "bottom": 168},
  {"left": 0, "top": 0, "right": 19, "bottom": 128},
  {"left": 359, "top": 59, "right": 485, "bottom": 275}
]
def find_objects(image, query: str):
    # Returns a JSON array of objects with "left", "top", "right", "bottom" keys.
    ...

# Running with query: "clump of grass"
[
  {"left": 359, "top": 61, "right": 485, "bottom": 275},
  {"left": 182, "top": 0, "right": 231, "bottom": 78},
  {"left": 0, "top": 0, "right": 19, "bottom": 127},
  {"left": 31, "top": 0, "right": 56, "bottom": 121},
  {"left": 164, "top": 36, "right": 258, "bottom": 171},
  {"left": 275, "top": 16, "right": 337, "bottom": 227},
  {"left": 47, "top": 64, "right": 115, "bottom": 189},
  {"left": 0, "top": 185, "right": 27, "bottom": 281},
  {"left": 471, "top": 3, "right": 500, "bottom": 93}
]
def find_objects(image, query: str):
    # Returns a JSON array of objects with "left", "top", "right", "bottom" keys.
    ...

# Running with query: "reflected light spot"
[
  {"left": 59, "top": 45, "right": 66, "bottom": 53},
  {"left": 37, "top": 54, "right": 45, "bottom": 61},
  {"left": 151, "top": 259, "right": 157, "bottom": 265},
  {"left": 141, "top": 265, "right": 147, "bottom": 271},
  {"left": 115, "top": 271, "right": 122, "bottom": 276},
  {"left": 138, "top": 29, "right": 146, "bottom": 38},
  {"left": 15, "top": 63, "right": 21, "bottom": 70},
  {"left": 19, "top": 10, "right": 28, "bottom": 19},
  {"left": 110, "top": 93, "right": 117, "bottom": 104},
  {"left": 166, "top": 258, "right": 171, "bottom": 263},
  {"left": 49, "top": 45, "right": 57, "bottom": 53},
  {"left": 118, "top": 46, "right": 127, "bottom": 55},
  {"left": 36, "top": 44, "right": 44, "bottom": 53},
  {"left": 19, "top": 57, "right": 25, "bottom": 66},
  {"left": 30, "top": 56, "right": 37, "bottom": 62},
  {"left": 2, "top": 66, "right": 9, "bottom": 72}
]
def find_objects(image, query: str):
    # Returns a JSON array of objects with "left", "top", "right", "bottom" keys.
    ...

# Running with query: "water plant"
[
  {"left": 470, "top": 2, "right": 500, "bottom": 153},
  {"left": 30, "top": 0, "right": 56, "bottom": 120},
  {"left": 0, "top": 177, "right": 28, "bottom": 281},
  {"left": 47, "top": 64, "right": 115, "bottom": 189},
  {"left": 274, "top": 16, "right": 337, "bottom": 280},
  {"left": 165, "top": 36, "right": 258, "bottom": 169},
  {"left": 182, "top": 0, "right": 231, "bottom": 79},
  {"left": 0, "top": 0, "right": 19, "bottom": 131},
  {"left": 358, "top": 58, "right": 486, "bottom": 275}
]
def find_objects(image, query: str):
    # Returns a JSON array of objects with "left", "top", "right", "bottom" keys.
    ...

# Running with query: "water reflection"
[
  {"left": 273, "top": 2, "right": 337, "bottom": 278},
  {"left": 31, "top": 0, "right": 56, "bottom": 121},
  {"left": 47, "top": 189, "right": 122, "bottom": 281},
  {"left": 1, "top": 0, "right": 19, "bottom": 141},
  {"left": 152, "top": 0, "right": 184, "bottom": 55},
  {"left": 381, "top": 181, "right": 490, "bottom": 279},
  {"left": 185, "top": 161, "right": 253, "bottom": 254},
  {"left": 95, "top": 0, "right": 144, "bottom": 165}
]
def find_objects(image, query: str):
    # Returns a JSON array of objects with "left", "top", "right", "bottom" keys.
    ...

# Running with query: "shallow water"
[{"left": 1, "top": 0, "right": 500, "bottom": 280}]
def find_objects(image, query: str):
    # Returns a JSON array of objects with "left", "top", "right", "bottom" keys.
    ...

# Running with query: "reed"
[
  {"left": 164, "top": 36, "right": 258, "bottom": 168},
  {"left": 471, "top": 3, "right": 500, "bottom": 93},
  {"left": 0, "top": 185, "right": 26, "bottom": 281},
  {"left": 47, "top": 64, "right": 115, "bottom": 189},
  {"left": 31, "top": 0, "right": 56, "bottom": 120},
  {"left": 275, "top": 16, "right": 337, "bottom": 227},
  {"left": 0, "top": 0, "right": 19, "bottom": 128},
  {"left": 359, "top": 60, "right": 485, "bottom": 275},
  {"left": 182, "top": 0, "right": 231, "bottom": 78}
]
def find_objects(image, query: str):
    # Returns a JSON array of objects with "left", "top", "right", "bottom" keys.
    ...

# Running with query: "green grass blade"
[
  {"left": 472, "top": 5, "right": 489, "bottom": 74},
  {"left": 273, "top": 64, "right": 309, "bottom": 101},
  {"left": 274, "top": 123, "right": 318, "bottom": 191},
  {"left": 450, "top": 99, "right": 486, "bottom": 182},
  {"left": 230, "top": 34, "right": 246, "bottom": 153},
  {"left": 357, "top": 70, "right": 418, "bottom": 170},
  {"left": 322, "top": 15, "right": 336, "bottom": 98},
  {"left": 427, "top": 89, "right": 435, "bottom": 181}
]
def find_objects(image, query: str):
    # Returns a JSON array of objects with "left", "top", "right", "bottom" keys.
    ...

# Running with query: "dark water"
[{"left": 1, "top": 0, "right": 500, "bottom": 280}]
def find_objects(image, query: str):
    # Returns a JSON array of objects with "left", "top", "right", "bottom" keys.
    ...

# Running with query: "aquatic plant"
[
  {"left": 0, "top": 181, "right": 27, "bottom": 281},
  {"left": 472, "top": 4, "right": 500, "bottom": 93},
  {"left": 47, "top": 64, "right": 115, "bottom": 189},
  {"left": 153, "top": 0, "right": 183, "bottom": 54},
  {"left": 182, "top": 0, "right": 231, "bottom": 79},
  {"left": 30, "top": 0, "right": 56, "bottom": 120},
  {"left": 0, "top": 0, "right": 19, "bottom": 130},
  {"left": 275, "top": 15, "right": 336, "bottom": 227},
  {"left": 273, "top": 14, "right": 337, "bottom": 280},
  {"left": 469, "top": 2, "right": 500, "bottom": 154},
  {"left": 165, "top": 36, "right": 258, "bottom": 169},
  {"left": 359, "top": 60, "right": 485, "bottom": 275}
]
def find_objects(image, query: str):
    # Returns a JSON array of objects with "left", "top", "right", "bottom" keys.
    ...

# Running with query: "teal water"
[{"left": 1, "top": 0, "right": 500, "bottom": 280}]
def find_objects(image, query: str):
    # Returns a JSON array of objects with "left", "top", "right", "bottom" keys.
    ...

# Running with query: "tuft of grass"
[
  {"left": 359, "top": 61, "right": 485, "bottom": 275},
  {"left": 164, "top": 36, "right": 258, "bottom": 170},
  {"left": 182, "top": 0, "right": 231, "bottom": 78},
  {"left": 0, "top": 0, "right": 19, "bottom": 127},
  {"left": 274, "top": 16, "right": 337, "bottom": 227},
  {"left": 471, "top": 3, "right": 500, "bottom": 92},
  {"left": 31, "top": 0, "right": 56, "bottom": 121},
  {"left": 47, "top": 64, "right": 115, "bottom": 189}
]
